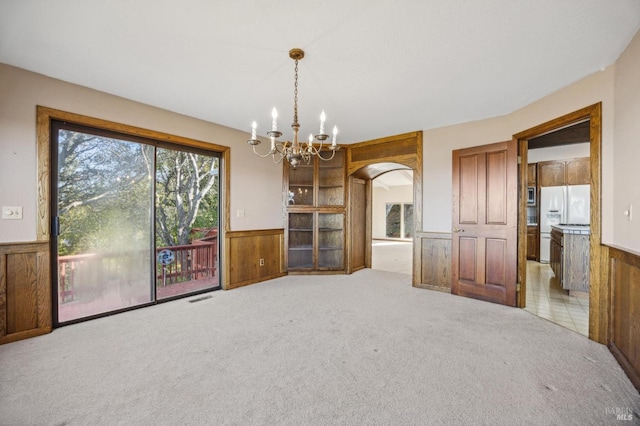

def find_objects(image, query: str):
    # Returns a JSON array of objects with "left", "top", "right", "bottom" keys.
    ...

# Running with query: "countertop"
[{"left": 551, "top": 224, "right": 590, "bottom": 235}]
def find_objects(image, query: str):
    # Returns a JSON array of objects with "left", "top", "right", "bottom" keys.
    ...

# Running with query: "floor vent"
[{"left": 189, "top": 295, "right": 213, "bottom": 303}]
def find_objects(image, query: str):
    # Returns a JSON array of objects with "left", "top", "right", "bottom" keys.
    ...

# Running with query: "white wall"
[
  {"left": 372, "top": 184, "right": 413, "bottom": 239},
  {"left": 0, "top": 64, "right": 284, "bottom": 243},
  {"left": 613, "top": 29, "right": 640, "bottom": 252},
  {"left": 422, "top": 66, "right": 616, "bottom": 245}
]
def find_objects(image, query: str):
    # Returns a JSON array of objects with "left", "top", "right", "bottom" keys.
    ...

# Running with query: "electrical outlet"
[
  {"left": 2, "top": 206, "right": 22, "bottom": 219},
  {"left": 237, "top": 209, "right": 245, "bottom": 218},
  {"left": 259, "top": 258, "right": 265, "bottom": 266}
]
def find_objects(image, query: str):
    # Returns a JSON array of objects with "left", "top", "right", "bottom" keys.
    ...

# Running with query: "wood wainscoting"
[
  {"left": 0, "top": 241, "right": 51, "bottom": 345},
  {"left": 224, "top": 229, "right": 286, "bottom": 290},
  {"left": 607, "top": 245, "right": 640, "bottom": 391},
  {"left": 416, "top": 232, "right": 452, "bottom": 291}
]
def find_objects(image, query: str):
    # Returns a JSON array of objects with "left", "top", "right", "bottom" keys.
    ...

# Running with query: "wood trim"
[
  {"left": 224, "top": 229, "right": 286, "bottom": 290},
  {"left": 346, "top": 131, "right": 423, "bottom": 286},
  {"left": 513, "top": 103, "right": 605, "bottom": 343},
  {"left": 607, "top": 245, "right": 640, "bottom": 391},
  {"left": 0, "top": 241, "right": 51, "bottom": 345},
  {"left": 517, "top": 139, "right": 528, "bottom": 307}
]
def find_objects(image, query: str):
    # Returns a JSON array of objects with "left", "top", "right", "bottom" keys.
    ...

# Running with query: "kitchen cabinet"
[
  {"left": 527, "top": 163, "right": 537, "bottom": 186},
  {"left": 550, "top": 225, "right": 590, "bottom": 293},
  {"left": 538, "top": 157, "right": 590, "bottom": 187},
  {"left": 527, "top": 225, "right": 538, "bottom": 261},
  {"left": 285, "top": 150, "right": 346, "bottom": 272},
  {"left": 565, "top": 157, "right": 590, "bottom": 185}
]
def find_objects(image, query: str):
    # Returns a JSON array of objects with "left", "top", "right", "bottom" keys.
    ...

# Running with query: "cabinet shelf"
[{"left": 288, "top": 246, "right": 313, "bottom": 251}]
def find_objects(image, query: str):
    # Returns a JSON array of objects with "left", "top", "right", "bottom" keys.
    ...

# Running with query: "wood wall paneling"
[
  {"left": 608, "top": 246, "right": 640, "bottom": 391},
  {"left": 0, "top": 242, "right": 51, "bottom": 345},
  {"left": 224, "top": 229, "right": 285, "bottom": 290},
  {"left": 417, "top": 232, "right": 452, "bottom": 291}
]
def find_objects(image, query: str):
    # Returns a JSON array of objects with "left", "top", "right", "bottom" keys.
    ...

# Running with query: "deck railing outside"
[{"left": 58, "top": 236, "right": 217, "bottom": 303}]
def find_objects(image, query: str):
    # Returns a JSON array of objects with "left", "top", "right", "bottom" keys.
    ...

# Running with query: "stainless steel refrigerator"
[{"left": 539, "top": 184, "right": 590, "bottom": 263}]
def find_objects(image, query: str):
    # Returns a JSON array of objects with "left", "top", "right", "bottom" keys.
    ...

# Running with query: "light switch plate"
[{"left": 2, "top": 206, "right": 23, "bottom": 219}]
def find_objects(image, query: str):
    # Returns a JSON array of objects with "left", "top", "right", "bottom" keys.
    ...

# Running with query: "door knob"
[{"left": 453, "top": 227, "right": 464, "bottom": 233}]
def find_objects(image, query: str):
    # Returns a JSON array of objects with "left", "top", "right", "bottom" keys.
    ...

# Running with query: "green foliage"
[{"left": 56, "top": 129, "right": 219, "bottom": 256}]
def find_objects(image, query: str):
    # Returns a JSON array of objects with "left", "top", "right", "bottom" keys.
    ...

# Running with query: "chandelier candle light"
[{"left": 247, "top": 48, "right": 339, "bottom": 167}]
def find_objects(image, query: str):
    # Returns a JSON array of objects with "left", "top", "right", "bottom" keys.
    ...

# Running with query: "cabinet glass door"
[
  {"left": 288, "top": 164, "right": 314, "bottom": 206},
  {"left": 318, "top": 150, "right": 345, "bottom": 206},
  {"left": 288, "top": 213, "right": 314, "bottom": 269},
  {"left": 318, "top": 213, "right": 344, "bottom": 269}
]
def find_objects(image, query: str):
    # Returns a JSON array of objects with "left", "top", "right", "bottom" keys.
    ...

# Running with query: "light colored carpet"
[{"left": 1, "top": 269, "right": 638, "bottom": 425}]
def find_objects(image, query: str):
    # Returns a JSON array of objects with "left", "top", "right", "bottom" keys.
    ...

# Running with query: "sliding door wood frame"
[{"left": 36, "top": 106, "right": 231, "bottom": 288}]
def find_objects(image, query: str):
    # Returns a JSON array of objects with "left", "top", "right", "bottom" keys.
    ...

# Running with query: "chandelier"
[{"left": 247, "top": 48, "right": 339, "bottom": 167}]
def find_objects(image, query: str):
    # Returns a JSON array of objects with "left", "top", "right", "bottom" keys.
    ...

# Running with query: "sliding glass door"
[
  {"left": 52, "top": 122, "right": 221, "bottom": 324},
  {"left": 155, "top": 148, "right": 220, "bottom": 300}
]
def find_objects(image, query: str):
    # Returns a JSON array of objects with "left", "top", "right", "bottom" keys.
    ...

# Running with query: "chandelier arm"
[
  {"left": 271, "top": 153, "right": 285, "bottom": 164},
  {"left": 252, "top": 144, "right": 279, "bottom": 158},
  {"left": 315, "top": 149, "right": 338, "bottom": 162},
  {"left": 248, "top": 49, "right": 340, "bottom": 168}
]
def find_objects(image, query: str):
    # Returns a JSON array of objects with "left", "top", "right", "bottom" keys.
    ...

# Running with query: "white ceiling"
[{"left": 1, "top": 1, "right": 639, "bottom": 144}]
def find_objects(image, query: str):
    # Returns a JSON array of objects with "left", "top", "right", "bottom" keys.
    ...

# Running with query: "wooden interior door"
[
  {"left": 452, "top": 140, "right": 518, "bottom": 306},
  {"left": 349, "top": 177, "right": 367, "bottom": 272}
]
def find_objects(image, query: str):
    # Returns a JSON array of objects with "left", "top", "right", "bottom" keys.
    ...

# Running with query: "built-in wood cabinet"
[
  {"left": 527, "top": 164, "right": 537, "bottom": 186},
  {"left": 538, "top": 157, "right": 590, "bottom": 187},
  {"left": 527, "top": 225, "right": 538, "bottom": 261},
  {"left": 285, "top": 150, "right": 346, "bottom": 272},
  {"left": 565, "top": 157, "right": 590, "bottom": 185}
]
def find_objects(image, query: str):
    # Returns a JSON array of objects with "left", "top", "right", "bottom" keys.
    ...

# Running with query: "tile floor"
[{"left": 524, "top": 260, "right": 589, "bottom": 336}]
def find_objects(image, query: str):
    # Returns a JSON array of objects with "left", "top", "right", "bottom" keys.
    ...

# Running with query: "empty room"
[{"left": 1, "top": 1, "right": 639, "bottom": 424}]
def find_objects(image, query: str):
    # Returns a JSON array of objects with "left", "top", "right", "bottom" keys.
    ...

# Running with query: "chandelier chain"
[
  {"left": 293, "top": 59, "right": 299, "bottom": 125},
  {"left": 247, "top": 48, "right": 339, "bottom": 168}
]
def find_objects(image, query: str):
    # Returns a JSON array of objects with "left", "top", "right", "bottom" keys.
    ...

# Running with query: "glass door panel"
[
  {"left": 288, "top": 164, "right": 314, "bottom": 206},
  {"left": 288, "top": 213, "right": 313, "bottom": 269},
  {"left": 55, "top": 126, "right": 153, "bottom": 323},
  {"left": 385, "top": 204, "right": 401, "bottom": 238},
  {"left": 318, "top": 150, "right": 345, "bottom": 206},
  {"left": 318, "top": 213, "right": 344, "bottom": 269},
  {"left": 155, "top": 148, "right": 220, "bottom": 299},
  {"left": 404, "top": 204, "right": 414, "bottom": 238}
]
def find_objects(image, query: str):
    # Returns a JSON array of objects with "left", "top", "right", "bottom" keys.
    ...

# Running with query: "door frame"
[
  {"left": 346, "top": 131, "right": 423, "bottom": 285},
  {"left": 514, "top": 103, "right": 606, "bottom": 343}
]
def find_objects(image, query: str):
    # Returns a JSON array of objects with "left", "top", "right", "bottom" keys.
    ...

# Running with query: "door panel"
[
  {"left": 459, "top": 156, "right": 479, "bottom": 224},
  {"left": 459, "top": 237, "right": 477, "bottom": 282},
  {"left": 486, "top": 151, "right": 507, "bottom": 225},
  {"left": 349, "top": 177, "right": 367, "bottom": 272},
  {"left": 53, "top": 125, "right": 154, "bottom": 323},
  {"left": 452, "top": 140, "right": 517, "bottom": 306}
]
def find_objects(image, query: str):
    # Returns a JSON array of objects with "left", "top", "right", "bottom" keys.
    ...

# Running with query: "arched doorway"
[{"left": 346, "top": 132, "right": 422, "bottom": 286}]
